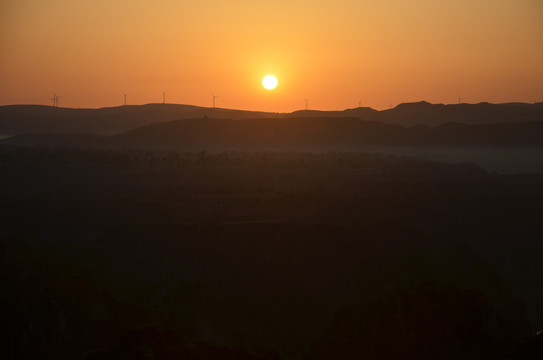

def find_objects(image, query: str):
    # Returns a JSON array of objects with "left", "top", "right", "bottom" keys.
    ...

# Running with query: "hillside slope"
[{"left": 1, "top": 101, "right": 542, "bottom": 135}]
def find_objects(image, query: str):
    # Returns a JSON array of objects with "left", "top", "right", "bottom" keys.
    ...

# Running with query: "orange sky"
[{"left": 1, "top": 0, "right": 542, "bottom": 111}]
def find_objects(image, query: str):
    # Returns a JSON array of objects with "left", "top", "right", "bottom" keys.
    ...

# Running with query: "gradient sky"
[{"left": 1, "top": 0, "right": 542, "bottom": 111}]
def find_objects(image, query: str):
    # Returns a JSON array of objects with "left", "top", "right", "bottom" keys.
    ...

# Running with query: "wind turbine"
[
  {"left": 50, "top": 93, "right": 62, "bottom": 107},
  {"left": 304, "top": 99, "right": 310, "bottom": 110},
  {"left": 212, "top": 93, "right": 219, "bottom": 108}
]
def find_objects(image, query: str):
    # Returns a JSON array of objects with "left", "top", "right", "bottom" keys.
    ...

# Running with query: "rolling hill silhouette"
[
  {"left": 5, "top": 117, "right": 541, "bottom": 150},
  {"left": 1, "top": 101, "right": 542, "bottom": 136},
  {"left": 113, "top": 117, "right": 543, "bottom": 150},
  {"left": 0, "top": 103, "right": 278, "bottom": 136},
  {"left": 347, "top": 101, "right": 543, "bottom": 127}
]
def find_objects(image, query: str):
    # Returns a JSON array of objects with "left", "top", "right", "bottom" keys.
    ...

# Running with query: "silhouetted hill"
[
  {"left": 300, "top": 101, "right": 543, "bottom": 126},
  {"left": 0, "top": 103, "right": 278, "bottom": 136},
  {"left": 4, "top": 117, "right": 542, "bottom": 150},
  {"left": 110, "top": 117, "right": 543, "bottom": 150},
  {"left": 1, "top": 133, "right": 108, "bottom": 147},
  {"left": 111, "top": 117, "right": 400, "bottom": 150},
  {"left": 375, "top": 101, "right": 543, "bottom": 126},
  {"left": 290, "top": 107, "right": 380, "bottom": 120},
  {"left": 1, "top": 101, "right": 542, "bottom": 135}
]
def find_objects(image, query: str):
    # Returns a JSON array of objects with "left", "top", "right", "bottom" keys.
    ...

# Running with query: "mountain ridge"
[
  {"left": 1, "top": 101, "right": 542, "bottom": 136},
  {"left": 4, "top": 117, "right": 542, "bottom": 150}
]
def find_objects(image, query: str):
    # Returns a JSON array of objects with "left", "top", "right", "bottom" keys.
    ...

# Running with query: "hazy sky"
[{"left": 1, "top": 0, "right": 542, "bottom": 111}]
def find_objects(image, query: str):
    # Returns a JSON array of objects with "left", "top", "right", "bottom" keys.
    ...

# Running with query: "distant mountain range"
[
  {"left": 3, "top": 117, "right": 543, "bottom": 150},
  {"left": 1, "top": 101, "right": 542, "bottom": 136}
]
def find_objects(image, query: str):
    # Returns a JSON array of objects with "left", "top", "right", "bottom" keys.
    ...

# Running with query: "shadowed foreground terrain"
[{"left": 1, "top": 147, "right": 543, "bottom": 359}]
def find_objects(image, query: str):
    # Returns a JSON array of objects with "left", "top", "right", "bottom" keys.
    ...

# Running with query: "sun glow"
[{"left": 262, "top": 75, "right": 278, "bottom": 90}]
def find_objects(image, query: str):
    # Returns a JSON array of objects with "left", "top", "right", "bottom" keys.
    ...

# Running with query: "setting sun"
[
  {"left": 262, "top": 75, "right": 278, "bottom": 90},
  {"left": 0, "top": 1, "right": 541, "bottom": 110}
]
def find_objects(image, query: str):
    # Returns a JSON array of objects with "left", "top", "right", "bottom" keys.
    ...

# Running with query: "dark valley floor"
[{"left": 1, "top": 147, "right": 542, "bottom": 359}]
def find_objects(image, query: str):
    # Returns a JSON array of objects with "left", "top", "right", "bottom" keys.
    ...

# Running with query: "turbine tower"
[
  {"left": 458, "top": 97, "right": 464, "bottom": 104},
  {"left": 212, "top": 93, "right": 219, "bottom": 108},
  {"left": 163, "top": 92, "right": 166, "bottom": 104},
  {"left": 304, "top": 99, "right": 310, "bottom": 110},
  {"left": 50, "top": 93, "right": 62, "bottom": 107},
  {"left": 124, "top": 94, "right": 127, "bottom": 106}
]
